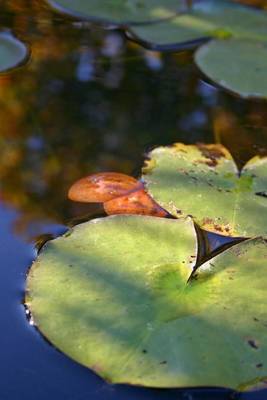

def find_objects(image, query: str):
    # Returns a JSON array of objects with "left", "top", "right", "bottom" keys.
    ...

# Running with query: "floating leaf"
[
  {"left": 26, "top": 215, "right": 197, "bottom": 386},
  {"left": 189, "top": 237, "right": 267, "bottom": 390},
  {"left": 68, "top": 172, "right": 142, "bottom": 203},
  {"left": 129, "top": 0, "right": 267, "bottom": 51},
  {"left": 0, "top": 31, "right": 28, "bottom": 73},
  {"left": 195, "top": 39, "right": 267, "bottom": 99},
  {"left": 127, "top": 0, "right": 267, "bottom": 98},
  {"left": 142, "top": 143, "right": 267, "bottom": 237},
  {"left": 46, "top": 0, "right": 184, "bottom": 24},
  {"left": 26, "top": 218, "right": 267, "bottom": 388},
  {"left": 104, "top": 188, "right": 168, "bottom": 217}
]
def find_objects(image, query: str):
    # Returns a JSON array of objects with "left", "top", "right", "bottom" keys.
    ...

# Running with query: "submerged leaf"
[
  {"left": 68, "top": 172, "right": 142, "bottom": 203},
  {"left": 104, "top": 188, "right": 168, "bottom": 217},
  {"left": 195, "top": 39, "right": 267, "bottom": 99},
  {"left": 26, "top": 218, "right": 267, "bottom": 388},
  {"left": 0, "top": 31, "right": 28, "bottom": 73},
  {"left": 142, "top": 143, "right": 267, "bottom": 237},
  {"left": 46, "top": 0, "right": 184, "bottom": 24}
]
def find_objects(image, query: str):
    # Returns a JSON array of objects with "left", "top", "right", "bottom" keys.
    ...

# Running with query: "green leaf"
[
  {"left": 26, "top": 215, "right": 197, "bottom": 386},
  {"left": 195, "top": 38, "right": 267, "bottom": 99},
  {"left": 26, "top": 217, "right": 267, "bottom": 389},
  {"left": 190, "top": 237, "right": 267, "bottom": 391},
  {"left": 129, "top": 0, "right": 267, "bottom": 50},
  {"left": 0, "top": 32, "right": 28, "bottom": 73},
  {"left": 142, "top": 143, "right": 267, "bottom": 237},
  {"left": 46, "top": 0, "right": 184, "bottom": 24}
]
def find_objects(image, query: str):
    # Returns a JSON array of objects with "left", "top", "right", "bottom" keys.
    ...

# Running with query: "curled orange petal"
[
  {"left": 104, "top": 189, "right": 168, "bottom": 217},
  {"left": 68, "top": 172, "right": 143, "bottom": 203}
]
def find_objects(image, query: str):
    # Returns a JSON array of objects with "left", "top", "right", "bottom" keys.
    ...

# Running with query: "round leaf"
[
  {"left": 26, "top": 215, "right": 197, "bottom": 386},
  {"left": 0, "top": 32, "right": 28, "bottom": 73},
  {"left": 195, "top": 39, "right": 267, "bottom": 99},
  {"left": 129, "top": 0, "right": 267, "bottom": 51},
  {"left": 142, "top": 143, "right": 267, "bottom": 237},
  {"left": 46, "top": 0, "right": 184, "bottom": 25},
  {"left": 26, "top": 217, "right": 267, "bottom": 389}
]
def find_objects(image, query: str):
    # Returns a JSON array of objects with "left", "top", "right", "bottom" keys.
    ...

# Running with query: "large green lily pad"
[
  {"left": 0, "top": 32, "right": 28, "bottom": 73},
  {"left": 195, "top": 39, "right": 267, "bottom": 99},
  {"left": 142, "top": 143, "right": 267, "bottom": 237},
  {"left": 26, "top": 215, "right": 197, "bottom": 385},
  {"left": 46, "top": 0, "right": 184, "bottom": 24},
  {"left": 26, "top": 216, "right": 267, "bottom": 388},
  {"left": 129, "top": 0, "right": 267, "bottom": 50}
]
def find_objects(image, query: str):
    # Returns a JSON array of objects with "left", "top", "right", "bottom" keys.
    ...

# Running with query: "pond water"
[{"left": 1, "top": 1, "right": 267, "bottom": 399}]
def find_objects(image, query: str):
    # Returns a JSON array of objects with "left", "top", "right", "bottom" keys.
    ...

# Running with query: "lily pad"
[
  {"left": 129, "top": 0, "right": 267, "bottom": 51},
  {"left": 26, "top": 217, "right": 267, "bottom": 388},
  {"left": 190, "top": 237, "right": 267, "bottom": 390},
  {"left": 195, "top": 39, "right": 267, "bottom": 99},
  {"left": 142, "top": 143, "right": 267, "bottom": 237},
  {"left": 128, "top": 0, "right": 267, "bottom": 98},
  {"left": 46, "top": 0, "right": 184, "bottom": 24},
  {"left": 0, "top": 32, "right": 28, "bottom": 73},
  {"left": 26, "top": 215, "right": 197, "bottom": 386}
]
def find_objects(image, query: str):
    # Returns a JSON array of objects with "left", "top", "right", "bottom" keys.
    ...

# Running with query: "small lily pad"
[
  {"left": 46, "top": 0, "right": 184, "bottom": 24},
  {"left": 195, "top": 39, "right": 267, "bottom": 99},
  {"left": 129, "top": 0, "right": 267, "bottom": 50},
  {"left": 142, "top": 143, "right": 267, "bottom": 237},
  {"left": 26, "top": 217, "right": 267, "bottom": 388},
  {"left": 0, "top": 32, "right": 28, "bottom": 73}
]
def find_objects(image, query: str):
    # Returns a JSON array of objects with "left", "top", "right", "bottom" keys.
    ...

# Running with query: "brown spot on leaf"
[
  {"left": 197, "top": 144, "right": 225, "bottom": 167},
  {"left": 203, "top": 217, "right": 214, "bottom": 225},
  {"left": 198, "top": 159, "right": 218, "bottom": 168},
  {"left": 214, "top": 224, "right": 223, "bottom": 232},
  {"left": 202, "top": 217, "right": 234, "bottom": 236}
]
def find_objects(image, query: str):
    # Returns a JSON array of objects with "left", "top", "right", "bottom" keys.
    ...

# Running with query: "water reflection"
[{"left": 0, "top": 3, "right": 266, "bottom": 233}]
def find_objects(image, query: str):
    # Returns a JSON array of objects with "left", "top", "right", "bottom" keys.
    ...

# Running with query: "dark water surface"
[{"left": 1, "top": 1, "right": 267, "bottom": 399}]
